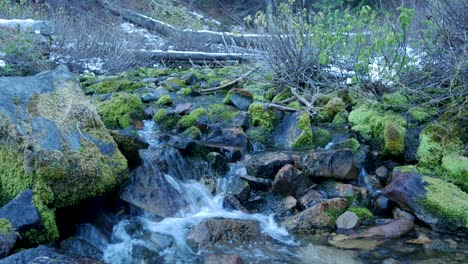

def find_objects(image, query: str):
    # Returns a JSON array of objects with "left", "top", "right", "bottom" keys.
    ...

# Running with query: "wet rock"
[
  {"left": 280, "top": 196, "right": 297, "bottom": 214},
  {"left": 383, "top": 168, "right": 468, "bottom": 234},
  {"left": 299, "top": 244, "right": 363, "bottom": 264},
  {"left": 0, "top": 245, "right": 103, "bottom": 264},
  {"left": 110, "top": 130, "right": 149, "bottom": 169},
  {"left": 297, "top": 188, "right": 324, "bottom": 209},
  {"left": 282, "top": 198, "right": 349, "bottom": 234},
  {"left": 371, "top": 194, "right": 394, "bottom": 215},
  {"left": 393, "top": 207, "right": 415, "bottom": 221},
  {"left": 328, "top": 234, "right": 383, "bottom": 250},
  {"left": 223, "top": 195, "right": 249, "bottom": 213},
  {"left": 0, "top": 233, "right": 17, "bottom": 258},
  {"left": 221, "top": 173, "right": 250, "bottom": 202},
  {"left": 133, "top": 87, "right": 167, "bottom": 103},
  {"left": 244, "top": 152, "right": 298, "bottom": 179},
  {"left": 375, "top": 166, "right": 389, "bottom": 182},
  {"left": 230, "top": 111, "right": 249, "bottom": 128},
  {"left": 240, "top": 175, "right": 272, "bottom": 191},
  {"left": 206, "top": 127, "right": 249, "bottom": 150},
  {"left": 181, "top": 72, "right": 198, "bottom": 85},
  {"left": 275, "top": 112, "right": 304, "bottom": 149},
  {"left": 187, "top": 219, "right": 264, "bottom": 251},
  {"left": 207, "top": 152, "right": 228, "bottom": 175},
  {"left": 300, "top": 149, "right": 358, "bottom": 180},
  {"left": 318, "top": 182, "right": 367, "bottom": 205},
  {"left": 272, "top": 164, "right": 308, "bottom": 197},
  {"left": 0, "top": 189, "right": 41, "bottom": 232},
  {"left": 225, "top": 89, "right": 253, "bottom": 111},
  {"left": 349, "top": 219, "right": 414, "bottom": 239},
  {"left": 175, "top": 102, "right": 193, "bottom": 115},
  {"left": 406, "top": 233, "right": 431, "bottom": 244},
  {"left": 336, "top": 211, "right": 360, "bottom": 230},
  {"left": 204, "top": 254, "right": 244, "bottom": 264}
]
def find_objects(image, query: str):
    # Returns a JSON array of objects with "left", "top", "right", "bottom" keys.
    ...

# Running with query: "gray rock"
[
  {"left": 0, "top": 233, "right": 18, "bottom": 258},
  {"left": 375, "top": 166, "right": 389, "bottom": 181},
  {"left": 372, "top": 194, "right": 394, "bottom": 214},
  {"left": 204, "top": 254, "right": 244, "bottom": 264},
  {"left": 282, "top": 198, "right": 349, "bottom": 234},
  {"left": 110, "top": 130, "right": 149, "bottom": 169},
  {"left": 298, "top": 188, "right": 324, "bottom": 209},
  {"left": 223, "top": 195, "right": 249, "bottom": 213},
  {"left": 0, "top": 245, "right": 103, "bottom": 264},
  {"left": 300, "top": 149, "right": 358, "bottom": 180},
  {"left": 240, "top": 175, "right": 272, "bottom": 190},
  {"left": 175, "top": 103, "right": 193, "bottom": 114},
  {"left": 244, "top": 152, "right": 299, "bottom": 179},
  {"left": 226, "top": 89, "right": 253, "bottom": 110},
  {"left": 187, "top": 219, "right": 264, "bottom": 251},
  {"left": 393, "top": 207, "right": 415, "bottom": 221},
  {"left": 336, "top": 211, "right": 360, "bottom": 230},
  {"left": 349, "top": 219, "right": 414, "bottom": 239},
  {"left": 0, "top": 189, "right": 41, "bottom": 232}
]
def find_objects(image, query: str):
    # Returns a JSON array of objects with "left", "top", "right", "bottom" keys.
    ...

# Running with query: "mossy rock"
[
  {"left": 382, "top": 91, "right": 409, "bottom": 109},
  {"left": 0, "top": 218, "right": 13, "bottom": 235},
  {"left": 349, "top": 103, "right": 406, "bottom": 155},
  {"left": 0, "top": 66, "right": 128, "bottom": 243},
  {"left": 421, "top": 176, "right": 468, "bottom": 231},
  {"left": 332, "top": 110, "right": 349, "bottom": 126},
  {"left": 331, "top": 138, "right": 360, "bottom": 152},
  {"left": 248, "top": 103, "right": 276, "bottom": 130},
  {"left": 162, "top": 77, "right": 185, "bottom": 90},
  {"left": 416, "top": 123, "right": 466, "bottom": 190},
  {"left": 312, "top": 127, "right": 332, "bottom": 147},
  {"left": 206, "top": 104, "right": 239, "bottom": 123},
  {"left": 177, "top": 108, "right": 207, "bottom": 129},
  {"left": 153, "top": 109, "right": 179, "bottom": 131},
  {"left": 246, "top": 126, "right": 271, "bottom": 145},
  {"left": 82, "top": 77, "right": 143, "bottom": 95},
  {"left": 272, "top": 89, "right": 292, "bottom": 103},
  {"left": 96, "top": 93, "right": 143, "bottom": 129},
  {"left": 155, "top": 94, "right": 173, "bottom": 106},
  {"left": 182, "top": 126, "right": 202, "bottom": 140},
  {"left": 408, "top": 106, "right": 431, "bottom": 123},
  {"left": 319, "top": 97, "right": 346, "bottom": 121},
  {"left": 292, "top": 112, "right": 314, "bottom": 150}
]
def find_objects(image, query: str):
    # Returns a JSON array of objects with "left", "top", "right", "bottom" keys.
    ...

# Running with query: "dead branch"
[
  {"left": 263, "top": 103, "right": 299, "bottom": 112},
  {"left": 200, "top": 67, "right": 259, "bottom": 94}
]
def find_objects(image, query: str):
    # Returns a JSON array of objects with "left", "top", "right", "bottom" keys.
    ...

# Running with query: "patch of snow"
[
  {"left": 82, "top": 58, "right": 104, "bottom": 72},
  {"left": 0, "top": 60, "right": 6, "bottom": 68}
]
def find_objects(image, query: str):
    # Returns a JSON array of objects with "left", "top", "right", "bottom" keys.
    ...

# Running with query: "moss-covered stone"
[
  {"left": 82, "top": 77, "right": 143, "bottom": 95},
  {"left": 178, "top": 108, "right": 207, "bottom": 129},
  {"left": 246, "top": 127, "right": 271, "bottom": 145},
  {"left": 382, "top": 91, "right": 409, "bottom": 109},
  {"left": 207, "top": 104, "right": 239, "bottom": 123},
  {"left": 178, "top": 87, "right": 193, "bottom": 95},
  {"left": 153, "top": 109, "right": 179, "bottom": 131},
  {"left": 155, "top": 94, "right": 173, "bottom": 106},
  {"left": 332, "top": 110, "right": 349, "bottom": 126},
  {"left": 416, "top": 123, "right": 465, "bottom": 190},
  {"left": 408, "top": 106, "right": 431, "bottom": 123},
  {"left": 421, "top": 176, "right": 468, "bottom": 229},
  {"left": 182, "top": 126, "right": 202, "bottom": 140},
  {"left": 383, "top": 122, "right": 405, "bottom": 155},
  {"left": 332, "top": 138, "right": 360, "bottom": 152},
  {"left": 0, "top": 218, "right": 13, "bottom": 235},
  {"left": 347, "top": 207, "right": 373, "bottom": 222},
  {"left": 292, "top": 112, "right": 314, "bottom": 150},
  {"left": 248, "top": 103, "right": 276, "bottom": 130},
  {"left": 272, "top": 89, "right": 293, "bottom": 103},
  {"left": 287, "top": 101, "right": 301, "bottom": 110},
  {"left": 97, "top": 93, "right": 143, "bottom": 129},
  {"left": 319, "top": 97, "right": 346, "bottom": 121},
  {"left": 162, "top": 77, "right": 185, "bottom": 90},
  {"left": 312, "top": 127, "right": 332, "bottom": 147},
  {"left": 223, "top": 88, "right": 254, "bottom": 105}
]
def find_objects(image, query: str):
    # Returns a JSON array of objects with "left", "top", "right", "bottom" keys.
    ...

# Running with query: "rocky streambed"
[{"left": 0, "top": 65, "right": 467, "bottom": 263}]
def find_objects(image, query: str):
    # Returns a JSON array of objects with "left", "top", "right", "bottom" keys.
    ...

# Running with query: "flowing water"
[{"left": 64, "top": 121, "right": 467, "bottom": 264}]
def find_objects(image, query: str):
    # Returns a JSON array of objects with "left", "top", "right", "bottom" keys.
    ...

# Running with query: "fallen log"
[{"left": 135, "top": 50, "right": 259, "bottom": 63}]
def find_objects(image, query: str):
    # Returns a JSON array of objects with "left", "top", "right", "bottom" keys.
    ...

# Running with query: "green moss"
[
  {"left": 348, "top": 104, "right": 382, "bottom": 139},
  {"left": 287, "top": 101, "right": 301, "bottom": 110},
  {"left": 319, "top": 97, "right": 346, "bottom": 121},
  {"left": 292, "top": 112, "right": 314, "bottom": 150},
  {"left": 83, "top": 78, "right": 143, "bottom": 95},
  {"left": 178, "top": 87, "right": 193, "bottom": 95},
  {"left": 272, "top": 89, "right": 293, "bottom": 103},
  {"left": 129, "top": 67, "right": 170, "bottom": 78},
  {"left": 313, "top": 127, "right": 332, "bottom": 147},
  {"left": 416, "top": 123, "right": 464, "bottom": 188},
  {"left": 383, "top": 121, "right": 405, "bottom": 155},
  {"left": 155, "top": 95, "right": 173, "bottom": 106},
  {"left": 162, "top": 77, "right": 185, "bottom": 90},
  {"left": 97, "top": 93, "right": 143, "bottom": 129},
  {"left": 421, "top": 176, "right": 468, "bottom": 229},
  {"left": 297, "top": 112, "right": 311, "bottom": 130},
  {"left": 408, "top": 107, "right": 431, "bottom": 123},
  {"left": 153, "top": 109, "right": 179, "bottom": 131},
  {"left": 348, "top": 207, "right": 373, "bottom": 221},
  {"left": 182, "top": 126, "right": 202, "bottom": 139},
  {"left": 382, "top": 91, "right": 409, "bottom": 108},
  {"left": 332, "top": 138, "right": 360, "bottom": 152},
  {"left": 0, "top": 218, "right": 13, "bottom": 235},
  {"left": 248, "top": 103, "right": 276, "bottom": 130},
  {"left": 332, "top": 111, "right": 349, "bottom": 126},
  {"left": 246, "top": 127, "right": 271, "bottom": 145},
  {"left": 178, "top": 108, "right": 207, "bottom": 129},
  {"left": 326, "top": 207, "right": 347, "bottom": 222},
  {"left": 207, "top": 104, "right": 239, "bottom": 123}
]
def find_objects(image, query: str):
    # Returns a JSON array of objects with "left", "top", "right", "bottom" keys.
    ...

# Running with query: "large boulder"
[
  {"left": 0, "top": 189, "right": 41, "bottom": 232},
  {"left": 299, "top": 149, "right": 358, "bottom": 180},
  {"left": 282, "top": 198, "right": 349, "bottom": 234},
  {"left": 272, "top": 164, "right": 308, "bottom": 197},
  {"left": 0, "top": 245, "right": 103, "bottom": 264},
  {"left": 186, "top": 219, "right": 264, "bottom": 251},
  {"left": 0, "top": 66, "right": 128, "bottom": 242},
  {"left": 383, "top": 167, "right": 468, "bottom": 234}
]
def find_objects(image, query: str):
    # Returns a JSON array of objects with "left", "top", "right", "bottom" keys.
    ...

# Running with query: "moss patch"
[
  {"left": 383, "top": 122, "right": 405, "bottom": 155},
  {"left": 332, "top": 110, "right": 349, "bottom": 126},
  {"left": 332, "top": 138, "right": 360, "bottom": 152},
  {"left": 182, "top": 126, "right": 202, "bottom": 140},
  {"left": 313, "top": 127, "right": 332, "bottom": 147},
  {"left": 97, "top": 93, "right": 143, "bottom": 129},
  {"left": 248, "top": 103, "right": 276, "bottom": 130},
  {"left": 0, "top": 218, "right": 13, "bottom": 235},
  {"left": 408, "top": 106, "right": 431, "bottom": 123},
  {"left": 155, "top": 95, "right": 173, "bottom": 106},
  {"left": 292, "top": 112, "right": 314, "bottom": 150},
  {"left": 421, "top": 176, "right": 468, "bottom": 230},
  {"left": 153, "top": 109, "right": 179, "bottom": 131},
  {"left": 382, "top": 91, "right": 409, "bottom": 109},
  {"left": 246, "top": 127, "right": 271, "bottom": 145},
  {"left": 82, "top": 77, "right": 143, "bottom": 95},
  {"left": 348, "top": 207, "right": 373, "bottom": 221},
  {"left": 178, "top": 108, "right": 207, "bottom": 129},
  {"left": 319, "top": 97, "right": 346, "bottom": 121}
]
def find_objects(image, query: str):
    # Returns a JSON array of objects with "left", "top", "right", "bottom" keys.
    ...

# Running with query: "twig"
[
  {"left": 200, "top": 67, "right": 259, "bottom": 94},
  {"left": 263, "top": 103, "right": 299, "bottom": 112}
]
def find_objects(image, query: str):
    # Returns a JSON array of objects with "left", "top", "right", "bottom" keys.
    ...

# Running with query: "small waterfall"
[{"left": 357, "top": 168, "right": 373, "bottom": 192}]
